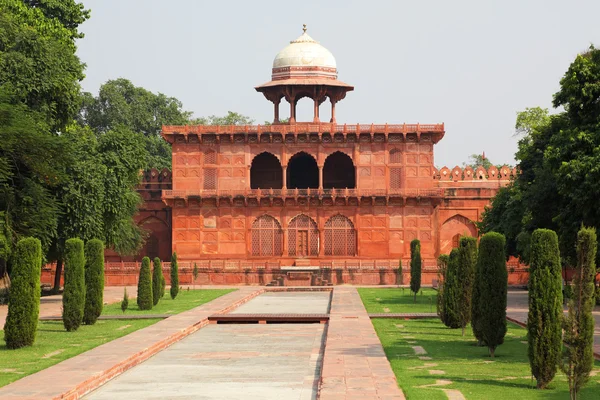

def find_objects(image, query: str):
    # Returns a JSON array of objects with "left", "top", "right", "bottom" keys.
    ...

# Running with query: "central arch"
[
  {"left": 287, "top": 152, "right": 318, "bottom": 189},
  {"left": 251, "top": 152, "right": 282, "bottom": 189},
  {"left": 288, "top": 214, "right": 319, "bottom": 257},
  {"left": 323, "top": 151, "right": 355, "bottom": 189}
]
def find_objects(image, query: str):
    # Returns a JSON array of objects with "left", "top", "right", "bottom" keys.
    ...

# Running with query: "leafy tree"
[
  {"left": 528, "top": 229, "right": 563, "bottom": 388},
  {"left": 561, "top": 227, "right": 597, "bottom": 399},
  {"left": 137, "top": 256, "right": 153, "bottom": 310},
  {"left": 409, "top": 239, "right": 421, "bottom": 303},
  {"left": 152, "top": 257, "right": 162, "bottom": 305},
  {"left": 476, "top": 232, "right": 507, "bottom": 358},
  {"left": 170, "top": 252, "right": 179, "bottom": 299},
  {"left": 3, "top": 237, "right": 41, "bottom": 349},
  {"left": 192, "top": 262, "right": 199, "bottom": 289},
  {"left": 121, "top": 287, "right": 128, "bottom": 313},
  {"left": 442, "top": 248, "right": 461, "bottom": 329},
  {"left": 515, "top": 107, "right": 550, "bottom": 137},
  {"left": 456, "top": 236, "right": 477, "bottom": 335},
  {"left": 190, "top": 111, "right": 254, "bottom": 126},
  {"left": 436, "top": 254, "right": 449, "bottom": 324},
  {"left": 463, "top": 153, "right": 493, "bottom": 169},
  {"left": 62, "top": 238, "right": 85, "bottom": 332},
  {"left": 22, "top": 0, "right": 90, "bottom": 40},
  {"left": 83, "top": 239, "right": 104, "bottom": 325}
]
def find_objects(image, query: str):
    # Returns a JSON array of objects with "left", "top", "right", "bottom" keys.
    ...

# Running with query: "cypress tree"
[
  {"left": 528, "top": 229, "right": 562, "bottom": 388},
  {"left": 410, "top": 239, "right": 421, "bottom": 303},
  {"left": 477, "top": 232, "right": 507, "bottom": 358},
  {"left": 121, "top": 287, "right": 129, "bottom": 313},
  {"left": 561, "top": 227, "right": 597, "bottom": 399},
  {"left": 457, "top": 236, "right": 478, "bottom": 336},
  {"left": 170, "top": 252, "right": 179, "bottom": 299},
  {"left": 160, "top": 271, "right": 166, "bottom": 299},
  {"left": 137, "top": 256, "right": 153, "bottom": 310},
  {"left": 83, "top": 239, "right": 104, "bottom": 325},
  {"left": 436, "top": 254, "right": 449, "bottom": 324},
  {"left": 472, "top": 242, "right": 485, "bottom": 346},
  {"left": 63, "top": 238, "right": 86, "bottom": 332},
  {"left": 3, "top": 237, "right": 42, "bottom": 349},
  {"left": 152, "top": 257, "right": 162, "bottom": 305},
  {"left": 442, "top": 249, "right": 461, "bottom": 329}
]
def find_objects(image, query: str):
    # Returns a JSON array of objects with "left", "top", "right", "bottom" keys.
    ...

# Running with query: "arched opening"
[
  {"left": 295, "top": 97, "right": 314, "bottom": 122},
  {"left": 287, "top": 152, "right": 318, "bottom": 189},
  {"left": 323, "top": 152, "right": 355, "bottom": 189},
  {"left": 324, "top": 214, "right": 356, "bottom": 256},
  {"left": 440, "top": 215, "right": 478, "bottom": 256},
  {"left": 452, "top": 234, "right": 460, "bottom": 249},
  {"left": 288, "top": 215, "right": 319, "bottom": 257},
  {"left": 251, "top": 215, "right": 283, "bottom": 256},
  {"left": 251, "top": 152, "right": 282, "bottom": 189}
]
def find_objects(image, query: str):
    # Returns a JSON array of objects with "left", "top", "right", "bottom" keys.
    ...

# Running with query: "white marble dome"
[{"left": 272, "top": 29, "right": 337, "bottom": 70}]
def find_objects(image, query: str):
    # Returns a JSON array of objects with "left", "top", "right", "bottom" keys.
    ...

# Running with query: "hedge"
[
  {"left": 63, "top": 238, "right": 86, "bottom": 332},
  {"left": 137, "top": 256, "right": 153, "bottom": 310},
  {"left": 83, "top": 239, "right": 104, "bottom": 325}
]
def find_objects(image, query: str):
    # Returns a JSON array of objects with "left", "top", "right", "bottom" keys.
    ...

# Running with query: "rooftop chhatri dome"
[{"left": 272, "top": 25, "right": 337, "bottom": 79}]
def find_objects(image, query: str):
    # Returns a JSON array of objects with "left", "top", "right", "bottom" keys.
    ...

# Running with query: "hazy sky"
[{"left": 76, "top": 0, "right": 599, "bottom": 167}]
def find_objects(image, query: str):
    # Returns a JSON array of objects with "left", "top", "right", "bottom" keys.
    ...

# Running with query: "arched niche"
[
  {"left": 288, "top": 214, "right": 319, "bottom": 257},
  {"left": 251, "top": 215, "right": 283, "bottom": 256},
  {"left": 440, "top": 214, "right": 477, "bottom": 256},
  {"left": 323, "top": 151, "right": 355, "bottom": 189},
  {"left": 251, "top": 152, "right": 283, "bottom": 189},
  {"left": 287, "top": 152, "right": 319, "bottom": 189},
  {"left": 324, "top": 214, "right": 356, "bottom": 256}
]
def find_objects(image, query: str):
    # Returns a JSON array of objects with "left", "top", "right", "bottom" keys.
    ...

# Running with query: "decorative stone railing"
[{"left": 434, "top": 165, "right": 516, "bottom": 181}]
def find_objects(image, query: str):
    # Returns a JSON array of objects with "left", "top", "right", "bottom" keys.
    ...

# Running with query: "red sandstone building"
[{"left": 47, "top": 28, "right": 523, "bottom": 287}]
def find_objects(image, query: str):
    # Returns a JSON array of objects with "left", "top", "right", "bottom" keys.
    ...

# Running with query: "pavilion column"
[
  {"left": 313, "top": 97, "right": 320, "bottom": 123},
  {"left": 273, "top": 99, "right": 280, "bottom": 124},
  {"left": 282, "top": 165, "right": 287, "bottom": 190},
  {"left": 289, "top": 99, "right": 296, "bottom": 124},
  {"left": 319, "top": 166, "right": 323, "bottom": 190},
  {"left": 330, "top": 99, "right": 337, "bottom": 123}
]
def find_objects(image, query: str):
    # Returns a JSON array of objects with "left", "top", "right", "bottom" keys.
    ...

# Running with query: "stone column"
[
  {"left": 313, "top": 97, "right": 320, "bottom": 123},
  {"left": 273, "top": 99, "right": 280, "bottom": 124},
  {"left": 319, "top": 166, "right": 324, "bottom": 190},
  {"left": 290, "top": 99, "right": 296, "bottom": 124},
  {"left": 330, "top": 99, "right": 337, "bottom": 124},
  {"left": 282, "top": 165, "right": 287, "bottom": 190}
]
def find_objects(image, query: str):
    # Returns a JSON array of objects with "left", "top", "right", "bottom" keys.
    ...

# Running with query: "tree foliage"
[
  {"left": 480, "top": 47, "right": 600, "bottom": 267},
  {"left": 62, "top": 238, "right": 85, "bottom": 332},
  {"left": 561, "top": 227, "right": 597, "bottom": 399},
  {"left": 137, "top": 256, "right": 153, "bottom": 310},
  {"left": 442, "top": 248, "right": 461, "bottom": 329},
  {"left": 170, "top": 252, "right": 179, "bottom": 300},
  {"left": 476, "top": 232, "right": 507, "bottom": 358},
  {"left": 410, "top": 239, "right": 421, "bottom": 302},
  {"left": 528, "top": 229, "right": 563, "bottom": 388},
  {"left": 3, "top": 237, "right": 41, "bottom": 349},
  {"left": 83, "top": 239, "right": 104, "bottom": 325},
  {"left": 456, "top": 236, "right": 477, "bottom": 335},
  {"left": 436, "top": 254, "right": 449, "bottom": 324}
]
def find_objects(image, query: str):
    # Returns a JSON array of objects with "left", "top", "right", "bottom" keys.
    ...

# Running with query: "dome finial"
[{"left": 302, "top": 24, "right": 307, "bottom": 33}]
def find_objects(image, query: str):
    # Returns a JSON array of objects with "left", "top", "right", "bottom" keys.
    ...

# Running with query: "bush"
[
  {"left": 170, "top": 252, "right": 179, "bottom": 299},
  {"left": 563, "top": 283, "right": 573, "bottom": 300},
  {"left": 83, "top": 239, "right": 104, "bottom": 325},
  {"left": 160, "top": 272, "right": 166, "bottom": 299},
  {"left": 436, "top": 254, "right": 449, "bottom": 323},
  {"left": 121, "top": 287, "right": 128, "bottom": 313},
  {"left": 528, "top": 229, "right": 562, "bottom": 388},
  {"left": 561, "top": 226, "right": 597, "bottom": 398},
  {"left": 3, "top": 237, "right": 42, "bottom": 349},
  {"left": 152, "top": 257, "right": 162, "bottom": 306},
  {"left": 442, "top": 249, "right": 461, "bottom": 329},
  {"left": 63, "top": 238, "right": 86, "bottom": 332},
  {"left": 410, "top": 239, "right": 421, "bottom": 303},
  {"left": 457, "top": 236, "right": 477, "bottom": 335},
  {"left": 137, "top": 256, "right": 153, "bottom": 310}
]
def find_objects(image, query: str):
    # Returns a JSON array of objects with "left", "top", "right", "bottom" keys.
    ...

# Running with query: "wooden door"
[{"left": 297, "top": 230, "right": 309, "bottom": 257}]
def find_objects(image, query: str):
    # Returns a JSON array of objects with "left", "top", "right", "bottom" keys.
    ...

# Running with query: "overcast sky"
[{"left": 76, "top": 0, "right": 599, "bottom": 167}]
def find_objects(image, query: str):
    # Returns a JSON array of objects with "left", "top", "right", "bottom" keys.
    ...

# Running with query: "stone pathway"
[
  {"left": 319, "top": 287, "right": 405, "bottom": 399},
  {"left": 0, "top": 287, "right": 261, "bottom": 399},
  {"left": 230, "top": 291, "right": 331, "bottom": 314}
]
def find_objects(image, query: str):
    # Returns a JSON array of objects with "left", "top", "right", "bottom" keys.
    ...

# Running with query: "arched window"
[
  {"left": 146, "top": 234, "right": 159, "bottom": 259},
  {"left": 251, "top": 152, "right": 282, "bottom": 189},
  {"left": 323, "top": 152, "right": 355, "bottom": 189},
  {"left": 389, "top": 148, "right": 402, "bottom": 164},
  {"left": 288, "top": 215, "right": 319, "bottom": 257},
  {"left": 287, "top": 152, "right": 318, "bottom": 189},
  {"left": 324, "top": 215, "right": 356, "bottom": 256},
  {"left": 251, "top": 215, "right": 283, "bottom": 256}
]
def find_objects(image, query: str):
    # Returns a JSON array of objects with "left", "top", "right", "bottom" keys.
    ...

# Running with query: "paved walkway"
[
  {"left": 0, "top": 287, "right": 262, "bottom": 400},
  {"left": 319, "top": 287, "right": 405, "bottom": 399},
  {"left": 506, "top": 289, "right": 600, "bottom": 355},
  {"left": 230, "top": 291, "right": 331, "bottom": 314}
]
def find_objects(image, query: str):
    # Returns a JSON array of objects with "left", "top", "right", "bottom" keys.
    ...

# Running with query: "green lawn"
[
  {"left": 358, "top": 288, "right": 438, "bottom": 313},
  {"left": 0, "top": 288, "right": 235, "bottom": 388},
  {"left": 372, "top": 318, "right": 600, "bottom": 399},
  {"left": 103, "top": 288, "right": 236, "bottom": 316}
]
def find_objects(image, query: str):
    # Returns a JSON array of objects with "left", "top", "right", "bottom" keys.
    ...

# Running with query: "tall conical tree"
[
  {"left": 152, "top": 257, "right": 162, "bottom": 306},
  {"left": 137, "top": 257, "right": 153, "bottom": 310},
  {"left": 436, "top": 254, "right": 449, "bottom": 325},
  {"left": 561, "top": 226, "right": 597, "bottom": 399},
  {"left": 410, "top": 239, "right": 421, "bottom": 303},
  {"left": 477, "top": 232, "right": 507, "bottom": 358},
  {"left": 63, "top": 238, "right": 86, "bottom": 332},
  {"left": 457, "top": 236, "right": 478, "bottom": 336},
  {"left": 170, "top": 252, "right": 179, "bottom": 299},
  {"left": 442, "top": 249, "right": 461, "bottom": 328},
  {"left": 528, "top": 229, "right": 562, "bottom": 388},
  {"left": 3, "top": 237, "right": 42, "bottom": 349},
  {"left": 83, "top": 239, "right": 104, "bottom": 325}
]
